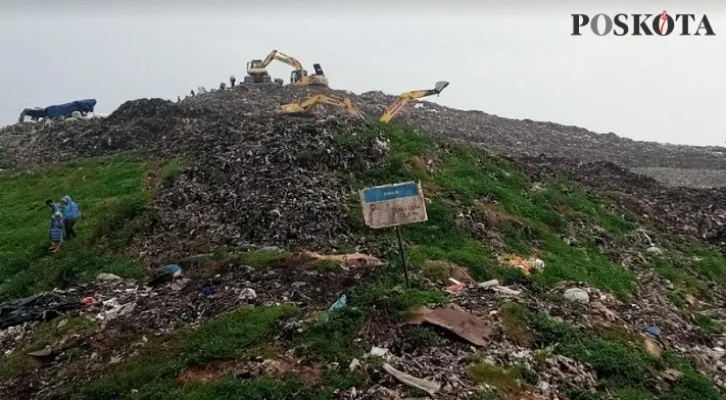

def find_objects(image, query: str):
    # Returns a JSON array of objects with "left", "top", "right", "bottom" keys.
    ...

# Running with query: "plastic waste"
[
  {"left": 164, "top": 264, "right": 182, "bottom": 277},
  {"left": 96, "top": 273, "right": 122, "bottom": 281},
  {"left": 564, "top": 288, "right": 590, "bottom": 303},
  {"left": 200, "top": 282, "right": 216, "bottom": 297},
  {"left": 329, "top": 294, "right": 347, "bottom": 311},
  {"left": 238, "top": 288, "right": 257, "bottom": 301},
  {"left": 81, "top": 297, "right": 97, "bottom": 306}
]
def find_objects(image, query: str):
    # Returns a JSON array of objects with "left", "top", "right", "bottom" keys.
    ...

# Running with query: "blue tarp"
[{"left": 44, "top": 99, "right": 97, "bottom": 118}]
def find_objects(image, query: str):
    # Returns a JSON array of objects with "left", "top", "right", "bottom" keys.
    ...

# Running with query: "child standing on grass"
[{"left": 49, "top": 206, "right": 64, "bottom": 253}]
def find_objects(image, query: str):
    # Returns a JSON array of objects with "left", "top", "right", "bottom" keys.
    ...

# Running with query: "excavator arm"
[
  {"left": 260, "top": 49, "right": 304, "bottom": 70},
  {"left": 379, "top": 81, "right": 450, "bottom": 123},
  {"left": 246, "top": 49, "right": 328, "bottom": 87},
  {"left": 281, "top": 95, "right": 362, "bottom": 118},
  {"left": 247, "top": 49, "right": 304, "bottom": 75},
  {"left": 280, "top": 95, "right": 322, "bottom": 113}
]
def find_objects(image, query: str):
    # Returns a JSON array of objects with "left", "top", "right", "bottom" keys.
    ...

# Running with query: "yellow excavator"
[
  {"left": 280, "top": 94, "right": 363, "bottom": 118},
  {"left": 244, "top": 49, "right": 329, "bottom": 87},
  {"left": 379, "top": 81, "right": 450, "bottom": 123}
]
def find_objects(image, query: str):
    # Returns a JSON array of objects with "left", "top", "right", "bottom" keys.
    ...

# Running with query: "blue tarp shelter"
[{"left": 44, "top": 99, "right": 97, "bottom": 118}]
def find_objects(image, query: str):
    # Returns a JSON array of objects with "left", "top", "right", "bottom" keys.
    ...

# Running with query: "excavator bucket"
[{"left": 434, "top": 81, "right": 450, "bottom": 94}]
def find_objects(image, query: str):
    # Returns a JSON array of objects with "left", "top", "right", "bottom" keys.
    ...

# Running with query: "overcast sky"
[{"left": 0, "top": 0, "right": 723, "bottom": 146}]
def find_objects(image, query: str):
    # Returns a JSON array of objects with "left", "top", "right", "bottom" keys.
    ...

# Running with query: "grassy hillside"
[
  {"left": 1, "top": 123, "right": 725, "bottom": 399},
  {"left": 342, "top": 124, "right": 725, "bottom": 298},
  {"left": 0, "top": 157, "right": 150, "bottom": 300}
]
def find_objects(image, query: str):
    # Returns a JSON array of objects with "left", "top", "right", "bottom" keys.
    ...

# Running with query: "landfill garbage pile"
[
  {"left": 0, "top": 256, "right": 378, "bottom": 399},
  {"left": 515, "top": 154, "right": 663, "bottom": 192},
  {"left": 517, "top": 155, "right": 726, "bottom": 251},
  {"left": 130, "top": 115, "right": 390, "bottom": 260},
  {"left": 2, "top": 84, "right": 726, "bottom": 186},
  {"left": 632, "top": 167, "right": 726, "bottom": 189}
]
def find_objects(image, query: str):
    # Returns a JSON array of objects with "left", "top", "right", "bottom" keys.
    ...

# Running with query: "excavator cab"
[
  {"left": 247, "top": 59, "right": 263, "bottom": 73},
  {"left": 245, "top": 59, "right": 272, "bottom": 83},
  {"left": 290, "top": 69, "right": 308, "bottom": 84}
]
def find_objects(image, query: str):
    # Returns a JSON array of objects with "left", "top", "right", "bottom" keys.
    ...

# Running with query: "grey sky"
[{"left": 0, "top": 1, "right": 723, "bottom": 146}]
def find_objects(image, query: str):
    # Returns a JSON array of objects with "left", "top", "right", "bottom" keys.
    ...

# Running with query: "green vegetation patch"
[
  {"left": 343, "top": 123, "right": 638, "bottom": 298},
  {"left": 295, "top": 307, "right": 365, "bottom": 362},
  {"left": 468, "top": 361, "right": 537, "bottom": 392},
  {"left": 184, "top": 305, "right": 298, "bottom": 365},
  {"left": 75, "top": 306, "right": 309, "bottom": 400},
  {"left": 527, "top": 309, "right": 720, "bottom": 400},
  {"left": 695, "top": 313, "right": 723, "bottom": 334},
  {"left": 0, "top": 157, "right": 150, "bottom": 300}
]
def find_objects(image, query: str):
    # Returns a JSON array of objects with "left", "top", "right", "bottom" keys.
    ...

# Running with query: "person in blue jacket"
[{"left": 61, "top": 195, "right": 80, "bottom": 239}]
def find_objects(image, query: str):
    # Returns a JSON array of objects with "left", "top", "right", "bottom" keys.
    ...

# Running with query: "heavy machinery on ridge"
[
  {"left": 380, "top": 81, "right": 450, "bottom": 123},
  {"left": 280, "top": 94, "right": 362, "bottom": 118},
  {"left": 244, "top": 49, "right": 329, "bottom": 87}
]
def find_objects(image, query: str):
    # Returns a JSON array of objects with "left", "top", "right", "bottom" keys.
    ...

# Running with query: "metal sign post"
[
  {"left": 395, "top": 226, "right": 410, "bottom": 288},
  {"left": 360, "top": 181, "right": 428, "bottom": 288}
]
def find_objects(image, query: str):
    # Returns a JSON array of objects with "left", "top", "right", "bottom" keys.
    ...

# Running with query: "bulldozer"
[
  {"left": 380, "top": 81, "right": 450, "bottom": 123},
  {"left": 280, "top": 94, "right": 363, "bottom": 119},
  {"left": 244, "top": 49, "right": 329, "bottom": 87}
]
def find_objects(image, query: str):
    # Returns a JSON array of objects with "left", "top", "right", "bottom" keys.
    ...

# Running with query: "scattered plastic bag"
[
  {"left": 164, "top": 264, "right": 182, "bottom": 277},
  {"left": 200, "top": 282, "right": 216, "bottom": 297},
  {"left": 81, "top": 297, "right": 97, "bottom": 306},
  {"left": 329, "top": 294, "right": 347, "bottom": 311},
  {"left": 445, "top": 278, "right": 465, "bottom": 293}
]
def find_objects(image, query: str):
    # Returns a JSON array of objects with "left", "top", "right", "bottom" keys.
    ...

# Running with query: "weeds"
[
  {"left": 184, "top": 306, "right": 298, "bottom": 365},
  {"left": 500, "top": 302, "right": 533, "bottom": 347},
  {"left": 468, "top": 361, "right": 535, "bottom": 391},
  {"left": 679, "top": 242, "right": 726, "bottom": 284},
  {"left": 296, "top": 307, "right": 365, "bottom": 362},
  {"left": 695, "top": 313, "right": 723, "bottom": 334},
  {"left": 527, "top": 309, "right": 720, "bottom": 398},
  {"left": 160, "top": 159, "right": 187, "bottom": 186},
  {"left": 311, "top": 259, "right": 343, "bottom": 271},
  {"left": 0, "top": 146, "right": 13, "bottom": 169}
]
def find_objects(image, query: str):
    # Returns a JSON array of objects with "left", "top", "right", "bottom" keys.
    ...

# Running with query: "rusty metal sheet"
[{"left": 406, "top": 304, "right": 491, "bottom": 346}]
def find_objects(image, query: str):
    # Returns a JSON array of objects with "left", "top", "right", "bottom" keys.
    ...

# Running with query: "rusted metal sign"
[{"left": 360, "top": 181, "right": 428, "bottom": 229}]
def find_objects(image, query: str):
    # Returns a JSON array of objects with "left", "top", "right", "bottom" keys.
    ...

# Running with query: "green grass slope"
[{"left": 0, "top": 157, "right": 150, "bottom": 300}]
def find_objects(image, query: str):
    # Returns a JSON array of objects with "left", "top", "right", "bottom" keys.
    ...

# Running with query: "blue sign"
[
  {"left": 360, "top": 181, "right": 428, "bottom": 229},
  {"left": 362, "top": 182, "right": 420, "bottom": 204}
]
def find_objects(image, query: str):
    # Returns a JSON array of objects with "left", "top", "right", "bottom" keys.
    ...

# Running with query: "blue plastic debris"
[
  {"left": 200, "top": 282, "right": 216, "bottom": 297},
  {"left": 646, "top": 326, "right": 661, "bottom": 337},
  {"left": 329, "top": 295, "right": 347, "bottom": 311},
  {"left": 164, "top": 264, "right": 181, "bottom": 274}
]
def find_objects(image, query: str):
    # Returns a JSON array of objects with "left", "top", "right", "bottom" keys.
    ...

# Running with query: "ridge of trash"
[
  {"left": 0, "top": 83, "right": 725, "bottom": 400},
  {"left": 2, "top": 84, "right": 726, "bottom": 187}
]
